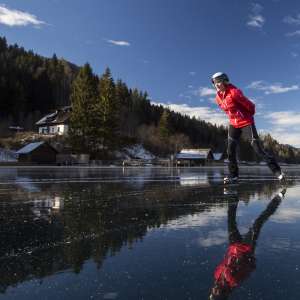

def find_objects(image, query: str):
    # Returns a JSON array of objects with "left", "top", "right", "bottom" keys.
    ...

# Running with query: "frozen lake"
[{"left": 0, "top": 166, "right": 300, "bottom": 300}]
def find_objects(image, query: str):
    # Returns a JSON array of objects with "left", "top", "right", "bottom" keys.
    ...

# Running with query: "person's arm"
[{"left": 231, "top": 89, "right": 255, "bottom": 115}]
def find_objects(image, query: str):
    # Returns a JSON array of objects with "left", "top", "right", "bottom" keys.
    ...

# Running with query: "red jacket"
[
  {"left": 214, "top": 243, "right": 255, "bottom": 289},
  {"left": 216, "top": 84, "right": 255, "bottom": 128}
]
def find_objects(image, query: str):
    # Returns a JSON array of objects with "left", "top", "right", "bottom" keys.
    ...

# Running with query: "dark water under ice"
[{"left": 0, "top": 166, "right": 300, "bottom": 300}]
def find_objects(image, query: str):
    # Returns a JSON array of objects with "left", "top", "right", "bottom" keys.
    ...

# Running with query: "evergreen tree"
[
  {"left": 69, "top": 63, "right": 98, "bottom": 154},
  {"left": 158, "top": 110, "right": 171, "bottom": 140},
  {"left": 97, "top": 67, "right": 119, "bottom": 153}
]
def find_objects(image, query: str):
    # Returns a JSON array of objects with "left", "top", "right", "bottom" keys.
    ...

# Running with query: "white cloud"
[
  {"left": 272, "top": 131, "right": 300, "bottom": 147},
  {"left": 272, "top": 208, "right": 300, "bottom": 223},
  {"left": 247, "top": 80, "right": 299, "bottom": 94},
  {"left": 247, "top": 15, "right": 265, "bottom": 28},
  {"left": 196, "top": 87, "right": 216, "bottom": 97},
  {"left": 106, "top": 39, "right": 130, "bottom": 46},
  {"left": 291, "top": 52, "right": 299, "bottom": 58},
  {"left": 189, "top": 71, "right": 196, "bottom": 76},
  {"left": 283, "top": 13, "right": 300, "bottom": 25},
  {"left": 178, "top": 86, "right": 216, "bottom": 103},
  {"left": 198, "top": 229, "right": 228, "bottom": 247},
  {"left": 0, "top": 4, "right": 45, "bottom": 27},
  {"left": 151, "top": 102, "right": 228, "bottom": 126},
  {"left": 263, "top": 111, "right": 300, "bottom": 147},
  {"left": 247, "top": 3, "right": 265, "bottom": 28},
  {"left": 286, "top": 30, "right": 300, "bottom": 37},
  {"left": 265, "top": 111, "right": 300, "bottom": 126},
  {"left": 163, "top": 208, "right": 227, "bottom": 230}
]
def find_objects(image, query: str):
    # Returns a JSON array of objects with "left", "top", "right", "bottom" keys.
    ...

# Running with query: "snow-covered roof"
[
  {"left": 17, "top": 142, "right": 44, "bottom": 154},
  {"left": 36, "top": 106, "right": 71, "bottom": 126},
  {"left": 180, "top": 148, "right": 211, "bottom": 154},
  {"left": 176, "top": 153, "right": 208, "bottom": 159},
  {"left": 176, "top": 148, "right": 212, "bottom": 159},
  {"left": 35, "top": 112, "right": 57, "bottom": 125}
]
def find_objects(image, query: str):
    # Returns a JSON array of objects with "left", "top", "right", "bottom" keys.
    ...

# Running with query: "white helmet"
[{"left": 211, "top": 72, "right": 229, "bottom": 84}]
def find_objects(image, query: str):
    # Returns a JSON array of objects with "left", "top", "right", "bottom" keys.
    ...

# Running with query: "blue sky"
[{"left": 1, "top": 0, "right": 300, "bottom": 146}]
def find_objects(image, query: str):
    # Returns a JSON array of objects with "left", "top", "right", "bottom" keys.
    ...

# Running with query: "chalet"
[
  {"left": 36, "top": 106, "right": 71, "bottom": 135},
  {"left": 17, "top": 141, "right": 58, "bottom": 164},
  {"left": 175, "top": 148, "right": 214, "bottom": 166}
]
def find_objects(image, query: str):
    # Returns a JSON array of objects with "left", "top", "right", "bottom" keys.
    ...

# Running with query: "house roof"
[
  {"left": 17, "top": 142, "right": 45, "bottom": 154},
  {"left": 176, "top": 148, "right": 212, "bottom": 159},
  {"left": 36, "top": 106, "right": 71, "bottom": 126}
]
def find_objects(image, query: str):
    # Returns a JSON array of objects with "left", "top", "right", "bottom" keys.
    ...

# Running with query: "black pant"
[
  {"left": 228, "top": 194, "right": 282, "bottom": 248},
  {"left": 227, "top": 124, "right": 281, "bottom": 177}
]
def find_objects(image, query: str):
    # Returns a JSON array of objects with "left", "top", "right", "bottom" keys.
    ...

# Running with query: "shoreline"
[{"left": 0, "top": 164, "right": 299, "bottom": 169}]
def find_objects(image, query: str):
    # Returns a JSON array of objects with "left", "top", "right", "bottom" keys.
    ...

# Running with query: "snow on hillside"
[{"left": 117, "top": 144, "right": 155, "bottom": 160}]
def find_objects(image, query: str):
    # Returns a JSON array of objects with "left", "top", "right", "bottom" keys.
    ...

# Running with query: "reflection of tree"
[
  {"left": 209, "top": 189, "right": 286, "bottom": 300},
  {"left": 0, "top": 179, "right": 289, "bottom": 294}
]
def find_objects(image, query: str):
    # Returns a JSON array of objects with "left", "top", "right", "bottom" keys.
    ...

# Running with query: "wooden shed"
[
  {"left": 175, "top": 148, "right": 214, "bottom": 166},
  {"left": 17, "top": 142, "right": 58, "bottom": 164}
]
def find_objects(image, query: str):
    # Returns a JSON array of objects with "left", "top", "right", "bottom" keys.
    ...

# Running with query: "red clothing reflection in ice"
[
  {"left": 214, "top": 243, "right": 255, "bottom": 289},
  {"left": 209, "top": 189, "right": 285, "bottom": 300}
]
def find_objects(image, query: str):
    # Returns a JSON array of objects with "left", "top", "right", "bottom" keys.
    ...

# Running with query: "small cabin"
[
  {"left": 175, "top": 148, "right": 214, "bottom": 166},
  {"left": 17, "top": 142, "right": 58, "bottom": 164}
]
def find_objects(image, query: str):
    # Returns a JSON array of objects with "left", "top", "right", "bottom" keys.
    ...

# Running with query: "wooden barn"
[
  {"left": 17, "top": 142, "right": 58, "bottom": 164},
  {"left": 175, "top": 148, "right": 214, "bottom": 166}
]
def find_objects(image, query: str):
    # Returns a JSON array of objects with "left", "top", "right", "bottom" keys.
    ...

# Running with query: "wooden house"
[
  {"left": 175, "top": 148, "right": 214, "bottom": 166},
  {"left": 17, "top": 142, "right": 58, "bottom": 164}
]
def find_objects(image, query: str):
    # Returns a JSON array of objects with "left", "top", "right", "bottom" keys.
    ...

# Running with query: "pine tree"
[
  {"left": 69, "top": 63, "right": 99, "bottom": 154},
  {"left": 158, "top": 110, "right": 171, "bottom": 140},
  {"left": 97, "top": 68, "right": 119, "bottom": 153}
]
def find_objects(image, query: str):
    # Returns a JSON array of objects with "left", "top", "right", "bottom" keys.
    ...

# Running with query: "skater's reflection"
[{"left": 209, "top": 188, "right": 286, "bottom": 300}]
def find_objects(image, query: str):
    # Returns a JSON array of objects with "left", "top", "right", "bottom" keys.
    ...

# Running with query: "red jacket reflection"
[{"left": 214, "top": 242, "right": 255, "bottom": 288}]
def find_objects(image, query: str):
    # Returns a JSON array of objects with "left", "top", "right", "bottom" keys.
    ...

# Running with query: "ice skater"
[
  {"left": 209, "top": 188, "right": 286, "bottom": 300},
  {"left": 211, "top": 72, "right": 285, "bottom": 184}
]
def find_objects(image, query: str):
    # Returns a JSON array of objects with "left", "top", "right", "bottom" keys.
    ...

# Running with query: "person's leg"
[
  {"left": 227, "top": 125, "right": 241, "bottom": 178},
  {"left": 242, "top": 124, "right": 282, "bottom": 176},
  {"left": 228, "top": 198, "right": 242, "bottom": 243},
  {"left": 244, "top": 193, "right": 282, "bottom": 248}
]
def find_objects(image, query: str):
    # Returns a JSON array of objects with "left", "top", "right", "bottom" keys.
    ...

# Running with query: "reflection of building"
[
  {"left": 176, "top": 148, "right": 214, "bottom": 166},
  {"left": 32, "top": 196, "right": 64, "bottom": 218},
  {"left": 179, "top": 174, "right": 209, "bottom": 186},
  {"left": 16, "top": 177, "right": 41, "bottom": 192},
  {"left": 213, "top": 152, "right": 226, "bottom": 162},
  {"left": 53, "top": 196, "right": 64, "bottom": 210},
  {"left": 17, "top": 142, "right": 58, "bottom": 164},
  {"left": 36, "top": 106, "right": 71, "bottom": 135},
  {"left": 0, "top": 148, "right": 18, "bottom": 162}
]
